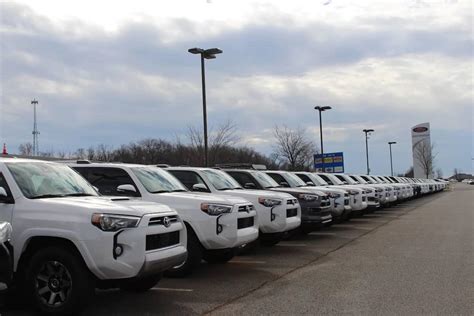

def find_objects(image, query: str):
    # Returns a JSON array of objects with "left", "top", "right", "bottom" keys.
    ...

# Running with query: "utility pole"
[
  {"left": 363, "top": 129, "right": 374, "bottom": 175},
  {"left": 31, "top": 99, "right": 40, "bottom": 156}
]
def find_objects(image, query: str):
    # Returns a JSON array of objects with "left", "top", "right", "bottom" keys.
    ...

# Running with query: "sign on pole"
[{"left": 314, "top": 152, "right": 344, "bottom": 173}]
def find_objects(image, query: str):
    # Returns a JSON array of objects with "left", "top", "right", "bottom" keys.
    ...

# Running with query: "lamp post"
[
  {"left": 188, "top": 47, "right": 223, "bottom": 167},
  {"left": 363, "top": 129, "right": 374, "bottom": 175},
  {"left": 388, "top": 141, "right": 397, "bottom": 176},
  {"left": 314, "top": 106, "right": 331, "bottom": 172},
  {"left": 31, "top": 99, "right": 40, "bottom": 156}
]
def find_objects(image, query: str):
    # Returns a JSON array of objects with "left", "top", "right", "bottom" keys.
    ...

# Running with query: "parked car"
[
  {"left": 70, "top": 162, "right": 259, "bottom": 276},
  {"left": 328, "top": 174, "right": 380, "bottom": 211},
  {"left": 0, "top": 158, "right": 188, "bottom": 314},
  {"left": 218, "top": 166, "right": 332, "bottom": 233},
  {"left": 293, "top": 171, "right": 352, "bottom": 221},
  {"left": 0, "top": 221, "right": 13, "bottom": 287},
  {"left": 167, "top": 167, "right": 301, "bottom": 246}
]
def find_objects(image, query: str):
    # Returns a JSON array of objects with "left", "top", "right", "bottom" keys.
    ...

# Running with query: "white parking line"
[
  {"left": 230, "top": 260, "right": 267, "bottom": 264},
  {"left": 276, "top": 243, "right": 307, "bottom": 247},
  {"left": 152, "top": 287, "right": 194, "bottom": 292}
]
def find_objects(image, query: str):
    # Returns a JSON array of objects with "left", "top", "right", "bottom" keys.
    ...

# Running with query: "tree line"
[{"left": 16, "top": 121, "right": 318, "bottom": 171}]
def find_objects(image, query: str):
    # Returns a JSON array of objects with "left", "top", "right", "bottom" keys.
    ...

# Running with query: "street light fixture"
[
  {"left": 188, "top": 47, "right": 223, "bottom": 167},
  {"left": 363, "top": 129, "right": 375, "bottom": 175},
  {"left": 388, "top": 141, "right": 397, "bottom": 176},
  {"left": 314, "top": 106, "right": 332, "bottom": 172}
]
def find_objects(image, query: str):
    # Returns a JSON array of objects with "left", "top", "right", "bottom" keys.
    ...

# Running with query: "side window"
[
  {"left": 227, "top": 172, "right": 259, "bottom": 189},
  {"left": 318, "top": 174, "right": 332, "bottom": 185},
  {"left": 0, "top": 173, "right": 14, "bottom": 203},
  {"left": 267, "top": 173, "right": 286, "bottom": 185},
  {"left": 78, "top": 167, "right": 140, "bottom": 197},
  {"left": 296, "top": 174, "right": 312, "bottom": 184},
  {"left": 169, "top": 171, "right": 210, "bottom": 192}
]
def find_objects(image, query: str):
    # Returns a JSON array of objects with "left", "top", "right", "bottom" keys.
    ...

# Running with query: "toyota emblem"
[{"left": 163, "top": 217, "right": 171, "bottom": 228}]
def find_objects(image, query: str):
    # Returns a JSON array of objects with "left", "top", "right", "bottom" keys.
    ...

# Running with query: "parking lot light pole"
[
  {"left": 188, "top": 47, "right": 223, "bottom": 167},
  {"left": 314, "top": 106, "right": 331, "bottom": 172},
  {"left": 388, "top": 141, "right": 397, "bottom": 176},
  {"left": 363, "top": 129, "right": 375, "bottom": 175}
]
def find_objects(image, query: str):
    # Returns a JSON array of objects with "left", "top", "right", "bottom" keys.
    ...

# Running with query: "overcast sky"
[{"left": 1, "top": 0, "right": 472, "bottom": 176}]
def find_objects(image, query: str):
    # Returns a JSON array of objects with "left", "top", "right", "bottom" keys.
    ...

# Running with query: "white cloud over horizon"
[{"left": 0, "top": 0, "right": 472, "bottom": 175}]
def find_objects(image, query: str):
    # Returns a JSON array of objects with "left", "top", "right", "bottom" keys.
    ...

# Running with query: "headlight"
[
  {"left": 349, "top": 190, "right": 359, "bottom": 195},
  {"left": 91, "top": 213, "right": 141, "bottom": 232},
  {"left": 298, "top": 193, "right": 319, "bottom": 201},
  {"left": 258, "top": 197, "right": 282, "bottom": 207},
  {"left": 330, "top": 193, "right": 341, "bottom": 199},
  {"left": 201, "top": 203, "right": 233, "bottom": 216}
]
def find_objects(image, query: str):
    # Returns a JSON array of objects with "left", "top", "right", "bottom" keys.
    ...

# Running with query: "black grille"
[
  {"left": 238, "top": 205, "right": 255, "bottom": 212},
  {"left": 362, "top": 196, "right": 367, "bottom": 202},
  {"left": 238, "top": 217, "right": 254, "bottom": 229},
  {"left": 146, "top": 231, "right": 180, "bottom": 251},
  {"left": 286, "top": 208, "right": 298, "bottom": 218},
  {"left": 320, "top": 211, "right": 331, "bottom": 217},
  {"left": 149, "top": 215, "right": 179, "bottom": 226},
  {"left": 344, "top": 198, "right": 349, "bottom": 205}
]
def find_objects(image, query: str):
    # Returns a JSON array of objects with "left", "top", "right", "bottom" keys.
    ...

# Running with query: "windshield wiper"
[
  {"left": 170, "top": 189, "right": 187, "bottom": 192},
  {"left": 218, "top": 188, "right": 234, "bottom": 191},
  {"left": 30, "top": 194, "right": 65, "bottom": 199},
  {"left": 149, "top": 190, "right": 170, "bottom": 194},
  {"left": 63, "top": 193, "right": 96, "bottom": 197}
]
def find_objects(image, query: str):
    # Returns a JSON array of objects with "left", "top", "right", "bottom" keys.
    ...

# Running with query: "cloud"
[{"left": 0, "top": 1, "right": 472, "bottom": 175}]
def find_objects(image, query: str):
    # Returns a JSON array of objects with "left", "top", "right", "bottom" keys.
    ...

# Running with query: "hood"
[
  {"left": 217, "top": 189, "right": 293, "bottom": 200},
  {"left": 270, "top": 187, "right": 328, "bottom": 197},
  {"left": 152, "top": 191, "right": 250, "bottom": 205},
  {"left": 34, "top": 196, "right": 174, "bottom": 217}
]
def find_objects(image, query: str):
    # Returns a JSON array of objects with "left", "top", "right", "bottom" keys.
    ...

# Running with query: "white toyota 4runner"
[
  {"left": 167, "top": 167, "right": 301, "bottom": 246},
  {"left": 70, "top": 162, "right": 259, "bottom": 277},
  {"left": 0, "top": 158, "right": 187, "bottom": 314}
]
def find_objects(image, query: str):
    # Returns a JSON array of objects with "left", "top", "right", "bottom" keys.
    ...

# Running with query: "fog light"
[
  {"left": 217, "top": 224, "right": 223, "bottom": 234},
  {"left": 114, "top": 245, "right": 123, "bottom": 257}
]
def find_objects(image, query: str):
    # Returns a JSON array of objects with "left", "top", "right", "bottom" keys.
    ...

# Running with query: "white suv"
[
  {"left": 167, "top": 167, "right": 301, "bottom": 246},
  {"left": 0, "top": 158, "right": 187, "bottom": 314},
  {"left": 70, "top": 162, "right": 259, "bottom": 276}
]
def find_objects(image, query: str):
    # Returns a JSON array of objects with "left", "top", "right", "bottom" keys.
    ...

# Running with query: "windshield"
[
  {"left": 311, "top": 174, "right": 329, "bottom": 186},
  {"left": 202, "top": 169, "right": 242, "bottom": 190},
  {"left": 251, "top": 171, "right": 280, "bottom": 188},
  {"left": 7, "top": 162, "right": 98, "bottom": 199},
  {"left": 132, "top": 167, "right": 187, "bottom": 193},
  {"left": 284, "top": 172, "right": 308, "bottom": 187},
  {"left": 326, "top": 174, "right": 345, "bottom": 185}
]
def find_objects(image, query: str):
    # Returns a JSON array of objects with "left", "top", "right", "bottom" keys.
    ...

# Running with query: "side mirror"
[
  {"left": 0, "top": 187, "right": 13, "bottom": 204},
  {"left": 192, "top": 183, "right": 209, "bottom": 192},
  {"left": 280, "top": 182, "right": 290, "bottom": 188},
  {"left": 117, "top": 184, "right": 137, "bottom": 194},
  {"left": 306, "top": 181, "right": 315, "bottom": 186},
  {"left": 244, "top": 183, "right": 256, "bottom": 189}
]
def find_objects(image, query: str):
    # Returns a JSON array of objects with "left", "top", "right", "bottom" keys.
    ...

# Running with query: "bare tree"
[
  {"left": 272, "top": 125, "right": 317, "bottom": 171},
  {"left": 453, "top": 168, "right": 460, "bottom": 181},
  {"left": 414, "top": 141, "right": 437, "bottom": 178},
  {"left": 18, "top": 142, "right": 33, "bottom": 156},
  {"left": 436, "top": 168, "right": 443, "bottom": 179}
]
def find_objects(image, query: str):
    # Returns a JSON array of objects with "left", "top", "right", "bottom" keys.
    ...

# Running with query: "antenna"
[{"left": 31, "top": 99, "right": 40, "bottom": 156}]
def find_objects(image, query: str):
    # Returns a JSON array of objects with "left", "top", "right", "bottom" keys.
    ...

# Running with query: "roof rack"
[
  {"left": 156, "top": 164, "right": 171, "bottom": 168},
  {"left": 76, "top": 160, "right": 91, "bottom": 164},
  {"left": 215, "top": 163, "right": 267, "bottom": 170}
]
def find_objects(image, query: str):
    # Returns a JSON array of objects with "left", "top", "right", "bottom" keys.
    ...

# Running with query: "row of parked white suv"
[{"left": 0, "top": 158, "right": 447, "bottom": 314}]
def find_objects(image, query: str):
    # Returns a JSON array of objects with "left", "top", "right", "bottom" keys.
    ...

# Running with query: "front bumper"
[{"left": 258, "top": 201, "right": 301, "bottom": 234}]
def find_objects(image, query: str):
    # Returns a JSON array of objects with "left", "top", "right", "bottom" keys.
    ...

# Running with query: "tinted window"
[
  {"left": 296, "top": 173, "right": 313, "bottom": 184},
  {"left": 169, "top": 170, "right": 210, "bottom": 192},
  {"left": 266, "top": 173, "right": 287, "bottom": 186},
  {"left": 75, "top": 167, "right": 140, "bottom": 197},
  {"left": 226, "top": 171, "right": 261, "bottom": 189},
  {"left": 318, "top": 174, "right": 333, "bottom": 185}
]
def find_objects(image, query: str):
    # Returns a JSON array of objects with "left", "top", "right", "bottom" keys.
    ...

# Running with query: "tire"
[
  {"left": 25, "top": 246, "right": 94, "bottom": 315},
  {"left": 120, "top": 274, "right": 161, "bottom": 292},
  {"left": 165, "top": 226, "right": 202, "bottom": 278},
  {"left": 202, "top": 249, "right": 235, "bottom": 264}
]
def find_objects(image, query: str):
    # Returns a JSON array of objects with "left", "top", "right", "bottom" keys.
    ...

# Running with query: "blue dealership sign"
[{"left": 314, "top": 152, "right": 344, "bottom": 173}]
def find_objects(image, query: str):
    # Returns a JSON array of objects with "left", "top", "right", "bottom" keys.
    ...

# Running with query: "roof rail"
[
  {"left": 215, "top": 163, "right": 267, "bottom": 170},
  {"left": 76, "top": 160, "right": 91, "bottom": 164},
  {"left": 156, "top": 164, "right": 171, "bottom": 168}
]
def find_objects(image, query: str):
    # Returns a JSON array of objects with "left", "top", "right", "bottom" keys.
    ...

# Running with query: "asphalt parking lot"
[{"left": 3, "top": 183, "right": 472, "bottom": 315}]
